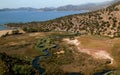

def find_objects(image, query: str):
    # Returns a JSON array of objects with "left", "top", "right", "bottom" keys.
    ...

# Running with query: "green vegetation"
[
  {"left": 12, "top": 64, "right": 33, "bottom": 75},
  {"left": 0, "top": 53, "right": 36, "bottom": 75},
  {"left": 35, "top": 37, "right": 56, "bottom": 55},
  {"left": 0, "top": 60, "right": 9, "bottom": 75}
]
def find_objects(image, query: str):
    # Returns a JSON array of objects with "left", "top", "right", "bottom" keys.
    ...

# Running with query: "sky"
[{"left": 0, "top": 0, "right": 114, "bottom": 9}]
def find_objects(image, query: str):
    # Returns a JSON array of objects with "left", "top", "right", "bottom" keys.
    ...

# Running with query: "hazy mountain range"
[
  {"left": 0, "top": 0, "right": 118, "bottom": 11},
  {"left": 39, "top": 1, "right": 114, "bottom": 11},
  {"left": 0, "top": 7, "right": 37, "bottom": 11}
]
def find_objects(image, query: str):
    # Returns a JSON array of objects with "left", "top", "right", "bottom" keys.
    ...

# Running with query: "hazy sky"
[{"left": 0, "top": 0, "right": 113, "bottom": 9}]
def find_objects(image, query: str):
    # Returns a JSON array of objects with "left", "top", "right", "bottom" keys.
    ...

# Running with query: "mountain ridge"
[
  {"left": 39, "top": 1, "right": 113, "bottom": 11},
  {"left": 0, "top": 7, "right": 37, "bottom": 11},
  {"left": 0, "top": 1, "right": 115, "bottom": 12}
]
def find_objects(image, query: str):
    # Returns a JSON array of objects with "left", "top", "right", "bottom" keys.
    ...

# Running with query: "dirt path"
[{"left": 63, "top": 38, "right": 114, "bottom": 64}]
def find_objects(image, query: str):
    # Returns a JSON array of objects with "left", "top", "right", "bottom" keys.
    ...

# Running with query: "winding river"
[
  {"left": 32, "top": 45, "right": 57, "bottom": 74},
  {"left": 32, "top": 46, "right": 113, "bottom": 75},
  {"left": 32, "top": 38, "right": 113, "bottom": 75},
  {"left": 32, "top": 55, "right": 45, "bottom": 74}
]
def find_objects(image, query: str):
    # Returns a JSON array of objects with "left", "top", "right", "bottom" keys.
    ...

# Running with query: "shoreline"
[
  {"left": 0, "top": 24, "right": 8, "bottom": 30},
  {"left": 0, "top": 23, "right": 14, "bottom": 30}
]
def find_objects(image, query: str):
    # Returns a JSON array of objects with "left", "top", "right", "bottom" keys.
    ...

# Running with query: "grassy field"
[{"left": 0, "top": 32, "right": 120, "bottom": 75}]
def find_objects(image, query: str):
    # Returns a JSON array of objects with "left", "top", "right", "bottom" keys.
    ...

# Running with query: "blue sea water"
[{"left": 0, "top": 10, "right": 85, "bottom": 30}]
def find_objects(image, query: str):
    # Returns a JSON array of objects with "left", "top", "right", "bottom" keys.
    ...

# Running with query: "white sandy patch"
[
  {"left": 63, "top": 38, "right": 114, "bottom": 64},
  {"left": 63, "top": 39, "right": 80, "bottom": 46},
  {"left": 55, "top": 50, "right": 65, "bottom": 54},
  {"left": 95, "top": 50, "right": 113, "bottom": 64}
]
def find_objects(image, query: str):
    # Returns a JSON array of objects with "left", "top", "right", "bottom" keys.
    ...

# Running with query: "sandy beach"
[{"left": 0, "top": 29, "right": 25, "bottom": 37}]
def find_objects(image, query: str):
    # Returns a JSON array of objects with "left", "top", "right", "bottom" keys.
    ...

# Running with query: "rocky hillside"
[{"left": 7, "top": 1, "right": 120, "bottom": 37}]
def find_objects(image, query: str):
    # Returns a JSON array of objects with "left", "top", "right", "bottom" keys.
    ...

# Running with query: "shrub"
[{"left": 12, "top": 29, "right": 19, "bottom": 34}]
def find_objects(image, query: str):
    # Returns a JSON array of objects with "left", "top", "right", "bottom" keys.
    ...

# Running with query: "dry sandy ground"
[
  {"left": 63, "top": 38, "right": 114, "bottom": 64},
  {"left": 0, "top": 30, "right": 13, "bottom": 37},
  {"left": 0, "top": 29, "right": 25, "bottom": 37}
]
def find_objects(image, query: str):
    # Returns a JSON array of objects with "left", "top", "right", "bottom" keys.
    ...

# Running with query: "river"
[{"left": 32, "top": 45, "right": 57, "bottom": 74}]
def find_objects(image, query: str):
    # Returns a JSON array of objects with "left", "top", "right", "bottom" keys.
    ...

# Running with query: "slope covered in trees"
[{"left": 7, "top": 1, "right": 120, "bottom": 37}]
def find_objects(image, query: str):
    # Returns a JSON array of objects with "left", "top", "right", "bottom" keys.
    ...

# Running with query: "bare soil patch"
[{"left": 63, "top": 38, "right": 114, "bottom": 64}]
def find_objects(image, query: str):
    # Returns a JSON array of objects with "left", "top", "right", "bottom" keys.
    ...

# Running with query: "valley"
[
  {"left": 1, "top": 0, "right": 120, "bottom": 75},
  {"left": 0, "top": 31, "right": 120, "bottom": 75}
]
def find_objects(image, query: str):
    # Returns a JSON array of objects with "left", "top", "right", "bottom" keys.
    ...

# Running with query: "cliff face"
[{"left": 7, "top": 1, "right": 120, "bottom": 37}]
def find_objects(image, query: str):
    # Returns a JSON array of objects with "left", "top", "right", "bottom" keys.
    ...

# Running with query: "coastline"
[{"left": 0, "top": 24, "right": 8, "bottom": 30}]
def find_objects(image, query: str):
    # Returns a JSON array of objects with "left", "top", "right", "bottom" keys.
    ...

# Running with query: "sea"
[{"left": 0, "top": 10, "right": 86, "bottom": 30}]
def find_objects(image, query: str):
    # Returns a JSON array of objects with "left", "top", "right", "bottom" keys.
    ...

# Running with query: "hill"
[{"left": 7, "top": 1, "right": 120, "bottom": 38}]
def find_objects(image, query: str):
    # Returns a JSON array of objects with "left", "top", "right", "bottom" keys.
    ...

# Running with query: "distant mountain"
[
  {"left": 56, "top": 3, "right": 112, "bottom": 11},
  {"left": 38, "top": 1, "right": 114, "bottom": 11},
  {"left": 0, "top": 1, "right": 116, "bottom": 12},
  {"left": 0, "top": 7, "right": 37, "bottom": 11},
  {"left": 38, "top": 7, "right": 55, "bottom": 11}
]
